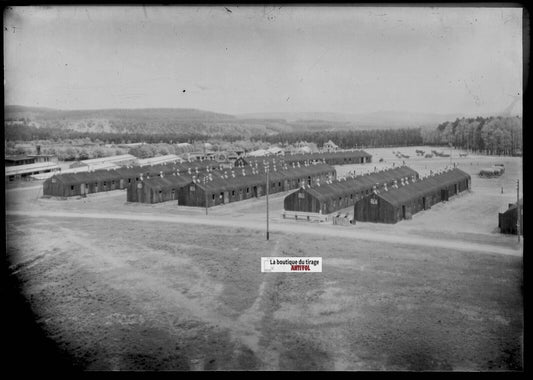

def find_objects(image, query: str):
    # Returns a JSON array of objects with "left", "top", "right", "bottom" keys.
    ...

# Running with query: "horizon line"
[{"left": 5, "top": 104, "right": 519, "bottom": 119}]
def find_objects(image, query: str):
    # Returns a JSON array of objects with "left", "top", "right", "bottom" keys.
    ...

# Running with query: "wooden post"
[
  {"left": 204, "top": 175, "right": 208, "bottom": 216},
  {"left": 266, "top": 167, "right": 270, "bottom": 240},
  {"left": 517, "top": 179, "right": 520, "bottom": 242}
]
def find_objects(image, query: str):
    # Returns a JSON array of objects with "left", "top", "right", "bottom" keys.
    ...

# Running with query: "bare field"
[
  {"left": 6, "top": 215, "right": 523, "bottom": 371},
  {"left": 5, "top": 146, "right": 523, "bottom": 371}
]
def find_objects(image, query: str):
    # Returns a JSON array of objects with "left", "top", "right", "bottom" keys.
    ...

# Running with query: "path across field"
[{"left": 7, "top": 209, "right": 522, "bottom": 257}]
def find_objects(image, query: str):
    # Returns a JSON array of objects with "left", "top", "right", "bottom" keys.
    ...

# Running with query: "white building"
[
  {"left": 137, "top": 154, "right": 182, "bottom": 166},
  {"left": 247, "top": 149, "right": 269, "bottom": 157},
  {"left": 6, "top": 162, "right": 61, "bottom": 182},
  {"left": 267, "top": 146, "right": 284, "bottom": 156},
  {"left": 323, "top": 140, "right": 339, "bottom": 151},
  {"left": 69, "top": 154, "right": 137, "bottom": 169}
]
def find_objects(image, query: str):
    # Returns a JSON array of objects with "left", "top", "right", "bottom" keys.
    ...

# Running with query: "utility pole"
[
  {"left": 266, "top": 164, "right": 270, "bottom": 240},
  {"left": 450, "top": 143, "right": 453, "bottom": 165},
  {"left": 204, "top": 174, "right": 208, "bottom": 216},
  {"left": 517, "top": 179, "right": 520, "bottom": 242}
]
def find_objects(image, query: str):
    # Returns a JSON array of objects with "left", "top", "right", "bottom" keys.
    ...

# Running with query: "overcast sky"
[{"left": 3, "top": 6, "right": 523, "bottom": 116}]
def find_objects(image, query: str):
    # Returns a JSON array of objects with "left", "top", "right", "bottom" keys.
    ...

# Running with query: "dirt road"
[{"left": 6, "top": 209, "right": 522, "bottom": 257}]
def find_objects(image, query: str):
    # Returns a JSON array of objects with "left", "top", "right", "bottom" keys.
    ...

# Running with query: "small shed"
[{"left": 499, "top": 199, "right": 523, "bottom": 235}]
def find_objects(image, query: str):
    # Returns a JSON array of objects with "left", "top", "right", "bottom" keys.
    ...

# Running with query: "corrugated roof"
[
  {"left": 5, "top": 155, "right": 34, "bottom": 161},
  {"left": 377, "top": 168, "right": 471, "bottom": 207},
  {"left": 242, "top": 156, "right": 285, "bottom": 166},
  {"left": 6, "top": 162, "right": 60, "bottom": 176},
  {"left": 283, "top": 150, "right": 372, "bottom": 163},
  {"left": 298, "top": 166, "right": 419, "bottom": 202},
  {"left": 140, "top": 174, "right": 194, "bottom": 191},
  {"left": 193, "top": 163, "right": 335, "bottom": 192},
  {"left": 46, "top": 161, "right": 335, "bottom": 190}
]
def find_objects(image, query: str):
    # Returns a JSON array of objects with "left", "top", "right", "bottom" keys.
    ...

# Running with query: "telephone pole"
[
  {"left": 266, "top": 164, "right": 270, "bottom": 241},
  {"left": 204, "top": 174, "right": 208, "bottom": 216},
  {"left": 517, "top": 179, "right": 520, "bottom": 242}
]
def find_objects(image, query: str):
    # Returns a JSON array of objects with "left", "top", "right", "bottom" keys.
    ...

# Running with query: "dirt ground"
[{"left": 4, "top": 146, "right": 523, "bottom": 371}]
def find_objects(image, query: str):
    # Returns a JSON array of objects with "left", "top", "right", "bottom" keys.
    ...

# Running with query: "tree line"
[
  {"left": 4, "top": 123, "right": 423, "bottom": 148},
  {"left": 4, "top": 115, "right": 522, "bottom": 156},
  {"left": 256, "top": 128, "right": 424, "bottom": 148},
  {"left": 4, "top": 124, "right": 209, "bottom": 144},
  {"left": 421, "top": 116, "right": 522, "bottom": 155}
]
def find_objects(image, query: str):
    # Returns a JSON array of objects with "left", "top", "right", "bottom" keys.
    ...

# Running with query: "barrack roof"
[{"left": 377, "top": 168, "right": 471, "bottom": 207}]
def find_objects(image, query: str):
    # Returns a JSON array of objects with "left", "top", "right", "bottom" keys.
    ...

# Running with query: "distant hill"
[
  {"left": 5, "top": 105, "right": 237, "bottom": 121},
  {"left": 238, "top": 111, "right": 478, "bottom": 129},
  {"left": 5, "top": 105, "right": 476, "bottom": 138},
  {"left": 4, "top": 105, "right": 292, "bottom": 137}
]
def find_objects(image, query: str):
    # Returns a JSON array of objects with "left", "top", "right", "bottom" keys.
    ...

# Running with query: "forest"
[
  {"left": 258, "top": 128, "right": 423, "bottom": 148},
  {"left": 4, "top": 115, "right": 522, "bottom": 157},
  {"left": 4, "top": 124, "right": 209, "bottom": 145},
  {"left": 421, "top": 116, "right": 522, "bottom": 155}
]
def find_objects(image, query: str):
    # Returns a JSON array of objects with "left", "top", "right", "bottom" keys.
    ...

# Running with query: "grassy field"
[
  {"left": 5, "top": 216, "right": 522, "bottom": 371},
  {"left": 5, "top": 146, "right": 523, "bottom": 371}
]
